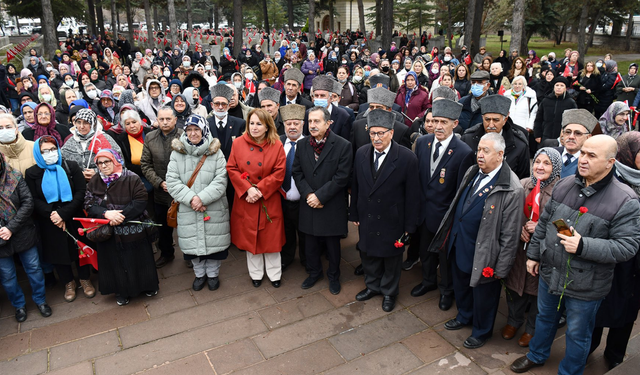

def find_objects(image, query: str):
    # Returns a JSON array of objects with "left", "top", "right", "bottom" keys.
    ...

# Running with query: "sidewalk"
[{"left": 0, "top": 223, "right": 637, "bottom": 374}]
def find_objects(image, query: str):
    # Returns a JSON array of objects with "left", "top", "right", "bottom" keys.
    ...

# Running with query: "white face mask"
[
  {"left": 0, "top": 128, "right": 17, "bottom": 143},
  {"left": 163, "top": 71, "right": 171, "bottom": 77},
  {"left": 42, "top": 94, "right": 52, "bottom": 102},
  {"left": 24, "top": 82, "right": 32, "bottom": 89},
  {"left": 431, "top": 68, "right": 439, "bottom": 74},
  {"left": 87, "top": 90, "right": 97, "bottom": 100},
  {"left": 43, "top": 151, "right": 59, "bottom": 165},
  {"left": 214, "top": 110, "right": 228, "bottom": 118},
  {"left": 65, "top": 80, "right": 74, "bottom": 86},
  {"left": 334, "top": 47, "right": 339, "bottom": 52},
  {"left": 353, "top": 75, "right": 362, "bottom": 83},
  {"left": 183, "top": 61, "right": 191, "bottom": 68},
  {"left": 245, "top": 73, "right": 254, "bottom": 80},
  {"left": 46, "top": 67, "right": 53, "bottom": 72},
  {"left": 234, "top": 82, "right": 242, "bottom": 89},
  {"left": 205, "top": 65, "right": 212, "bottom": 70}
]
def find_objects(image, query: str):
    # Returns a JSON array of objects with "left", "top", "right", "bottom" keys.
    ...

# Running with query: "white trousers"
[
  {"left": 192, "top": 259, "right": 221, "bottom": 278},
  {"left": 246, "top": 252, "right": 282, "bottom": 282}
]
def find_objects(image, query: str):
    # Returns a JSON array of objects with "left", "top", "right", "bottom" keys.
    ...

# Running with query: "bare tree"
[
  {"left": 126, "top": 0, "right": 134, "bottom": 42},
  {"left": 168, "top": 0, "right": 179, "bottom": 46},
  {"left": 381, "top": 0, "right": 393, "bottom": 49},
  {"left": 308, "top": 0, "right": 315, "bottom": 36},
  {"left": 262, "top": 0, "right": 270, "bottom": 32},
  {"left": 510, "top": 0, "right": 526, "bottom": 56},
  {"left": 576, "top": 1, "right": 590, "bottom": 63},
  {"left": 375, "top": 0, "right": 381, "bottom": 37},
  {"left": 111, "top": 0, "right": 118, "bottom": 39},
  {"left": 288, "top": 0, "right": 294, "bottom": 30},
  {"left": 96, "top": 0, "right": 105, "bottom": 38},
  {"left": 41, "top": 0, "right": 58, "bottom": 59},
  {"left": 357, "top": 0, "right": 366, "bottom": 35},
  {"left": 625, "top": 12, "right": 634, "bottom": 51},
  {"left": 464, "top": 0, "right": 484, "bottom": 57},
  {"left": 186, "top": 0, "right": 193, "bottom": 37},
  {"left": 87, "top": 0, "right": 97, "bottom": 36},
  {"left": 233, "top": 0, "right": 243, "bottom": 56},
  {"left": 143, "top": 0, "right": 153, "bottom": 47}
]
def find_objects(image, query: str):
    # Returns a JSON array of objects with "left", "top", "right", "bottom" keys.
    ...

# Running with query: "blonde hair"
[{"left": 245, "top": 108, "right": 279, "bottom": 145}]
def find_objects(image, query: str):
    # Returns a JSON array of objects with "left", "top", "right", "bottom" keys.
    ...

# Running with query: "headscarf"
[
  {"left": 32, "top": 137, "right": 73, "bottom": 204},
  {"left": 171, "top": 93, "right": 191, "bottom": 118},
  {"left": 99, "top": 90, "right": 116, "bottom": 119},
  {"left": 119, "top": 90, "right": 136, "bottom": 106},
  {"left": 604, "top": 60, "right": 617, "bottom": 73},
  {"left": 616, "top": 132, "right": 640, "bottom": 169},
  {"left": 0, "top": 153, "right": 21, "bottom": 221},
  {"left": 20, "top": 102, "right": 38, "bottom": 128},
  {"left": 88, "top": 68, "right": 101, "bottom": 84},
  {"left": 599, "top": 101, "right": 630, "bottom": 139},
  {"left": 37, "top": 84, "right": 57, "bottom": 107},
  {"left": 182, "top": 87, "right": 199, "bottom": 108},
  {"left": 184, "top": 114, "right": 210, "bottom": 146},
  {"left": 530, "top": 147, "right": 562, "bottom": 189},
  {"left": 34, "top": 102, "right": 62, "bottom": 146},
  {"left": 37, "top": 74, "right": 50, "bottom": 86},
  {"left": 74, "top": 108, "right": 98, "bottom": 142},
  {"left": 94, "top": 149, "right": 123, "bottom": 185},
  {"left": 404, "top": 71, "right": 418, "bottom": 105}
]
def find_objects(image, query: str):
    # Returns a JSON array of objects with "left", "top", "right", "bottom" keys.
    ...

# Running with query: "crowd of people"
[{"left": 0, "top": 30, "right": 639, "bottom": 375}]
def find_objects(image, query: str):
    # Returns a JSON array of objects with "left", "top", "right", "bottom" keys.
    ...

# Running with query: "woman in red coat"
[
  {"left": 227, "top": 108, "right": 286, "bottom": 288},
  {"left": 395, "top": 71, "right": 430, "bottom": 126}
]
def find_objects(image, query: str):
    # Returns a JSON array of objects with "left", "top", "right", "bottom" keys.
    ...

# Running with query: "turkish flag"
[
  {"left": 612, "top": 73, "right": 623, "bottom": 89},
  {"left": 498, "top": 85, "right": 506, "bottom": 95},
  {"left": 77, "top": 240, "right": 99, "bottom": 270},
  {"left": 524, "top": 179, "right": 541, "bottom": 221}
]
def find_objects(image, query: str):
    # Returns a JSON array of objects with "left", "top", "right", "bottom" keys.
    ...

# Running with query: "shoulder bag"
[{"left": 167, "top": 153, "right": 208, "bottom": 228}]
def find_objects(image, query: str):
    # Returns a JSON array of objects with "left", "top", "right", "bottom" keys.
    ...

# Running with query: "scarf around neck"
[{"left": 310, "top": 128, "right": 331, "bottom": 158}]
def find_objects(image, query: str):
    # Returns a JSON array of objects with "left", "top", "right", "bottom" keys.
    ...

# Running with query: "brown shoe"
[
  {"left": 501, "top": 324, "right": 518, "bottom": 340},
  {"left": 64, "top": 280, "right": 77, "bottom": 302},
  {"left": 518, "top": 332, "right": 533, "bottom": 347},
  {"left": 80, "top": 279, "right": 96, "bottom": 298}
]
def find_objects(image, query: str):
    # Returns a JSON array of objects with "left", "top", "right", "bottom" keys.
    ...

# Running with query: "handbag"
[
  {"left": 85, "top": 223, "right": 113, "bottom": 242},
  {"left": 167, "top": 153, "right": 208, "bottom": 228}
]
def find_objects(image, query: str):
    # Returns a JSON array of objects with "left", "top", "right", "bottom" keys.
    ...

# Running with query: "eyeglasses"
[
  {"left": 369, "top": 129, "right": 392, "bottom": 138},
  {"left": 563, "top": 129, "right": 588, "bottom": 137},
  {"left": 41, "top": 148, "right": 57, "bottom": 155},
  {"left": 96, "top": 160, "right": 113, "bottom": 167},
  {"left": 213, "top": 101, "right": 228, "bottom": 107}
]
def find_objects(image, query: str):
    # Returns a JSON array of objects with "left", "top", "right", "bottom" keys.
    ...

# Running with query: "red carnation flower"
[
  {"left": 394, "top": 240, "right": 404, "bottom": 248},
  {"left": 482, "top": 267, "right": 494, "bottom": 278},
  {"left": 240, "top": 172, "right": 250, "bottom": 180},
  {"left": 579, "top": 207, "right": 588, "bottom": 214}
]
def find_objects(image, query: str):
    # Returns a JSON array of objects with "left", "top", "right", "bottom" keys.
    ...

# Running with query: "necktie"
[
  {"left": 218, "top": 121, "right": 224, "bottom": 129},
  {"left": 432, "top": 142, "right": 442, "bottom": 162},
  {"left": 287, "top": 101, "right": 293, "bottom": 105},
  {"left": 374, "top": 151, "right": 385, "bottom": 171},
  {"left": 282, "top": 141, "right": 296, "bottom": 192},
  {"left": 471, "top": 172, "right": 488, "bottom": 195},
  {"left": 564, "top": 155, "right": 573, "bottom": 166}
]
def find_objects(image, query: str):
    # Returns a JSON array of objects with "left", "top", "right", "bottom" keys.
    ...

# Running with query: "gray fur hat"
[
  {"left": 367, "top": 87, "right": 396, "bottom": 109},
  {"left": 332, "top": 80, "right": 343, "bottom": 95},
  {"left": 284, "top": 68, "right": 304, "bottom": 85},
  {"left": 280, "top": 104, "right": 306, "bottom": 121},
  {"left": 367, "top": 108, "right": 395, "bottom": 130},
  {"left": 258, "top": 87, "right": 281, "bottom": 104},
  {"left": 431, "top": 86, "right": 459, "bottom": 102},
  {"left": 312, "top": 75, "right": 335, "bottom": 92},
  {"left": 432, "top": 99, "right": 463, "bottom": 120},
  {"left": 210, "top": 83, "right": 234, "bottom": 102},
  {"left": 562, "top": 108, "right": 598, "bottom": 133},
  {"left": 479, "top": 95, "right": 511, "bottom": 116}
]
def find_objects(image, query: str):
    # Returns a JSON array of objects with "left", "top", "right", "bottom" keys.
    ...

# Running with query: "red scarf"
[{"left": 126, "top": 126, "right": 145, "bottom": 144}]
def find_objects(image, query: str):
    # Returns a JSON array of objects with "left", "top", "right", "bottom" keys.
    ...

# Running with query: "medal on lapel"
[{"left": 439, "top": 168, "right": 446, "bottom": 184}]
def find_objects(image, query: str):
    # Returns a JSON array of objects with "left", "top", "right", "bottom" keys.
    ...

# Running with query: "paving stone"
[
  {"left": 20, "top": 292, "right": 111, "bottom": 332},
  {"left": 46, "top": 361, "right": 94, "bottom": 375},
  {"left": 157, "top": 256, "right": 195, "bottom": 279},
  {"left": 145, "top": 290, "right": 196, "bottom": 317},
  {"left": 191, "top": 274, "right": 261, "bottom": 305},
  {"left": 320, "top": 278, "right": 366, "bottom": 308},
  {"left": 206, "top": 339, "right": 264, "bottom": 374},
  {"left": 407, "top": 352, "right": 487, "bottom": 375},
  {"left": 401, "top": 329, "right": 457, "bottom": 365},
  {"left": 30, "top": 300, "right": 148, "bottom": 350},
  {"left": 257, "top": 292, "right": 334, "bottom": 329},
  {"left": 322, "top": 343, "right": 424, "bottom": 375},
  {"left": 119, "top": 289, "right": 275, "bottom": 348},
  {"left": 329, "top": 310, "right": 427, "bottom": 360},
  {"left": 95, "top": 313, "right": 267, "bottom": 375},
  {"left": 0, "top": 331, "right": 29, "bottom": 360},
  {"left": 0, "top": 348, "right": 48, "bottom": 375},
  {"left": 232, "top": 340, "right": 344, "bottom": 375},
  {"left": 157, "top": 271, "right": 196, "bottom": 295},
  {"left": 0, "top": 318, "right": 18, "bottom": 339},
  {"left": 252, "top": 300, "right": 388, "bottom": 358},
  {"left": 139, "top": 353, "right": 215, "bottom": 375},
  {"left": 50, "top": 331, "right": 121, "bottom": 370},
  {"left": 409, "top": 298, "right": 458, "bottom": 327}
]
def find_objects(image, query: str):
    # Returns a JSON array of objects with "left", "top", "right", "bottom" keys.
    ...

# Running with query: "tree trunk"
[
  {"left": 153, "top": 5, "right": 159, "bottom": 31},
  {"left": 357, "top": 0, "right": 365, "bottom": 35},
  {"left": 625, "top": 12, "right": 634, "bottom": 51},
  {"left": 111, "top": 0, "right": 118, "bottom": 39},
  {"left": 126, "top": 0, "right": 134, "bottom": 42},
  {"left": 381, "top": 0, "right": 392, "bottom": 50},
  {"left": 168, "top": 0, "right": 179, "bottom": 47},
  {"left": 186, "top": 0, "right": 193, "bottom": 41},
  {"left": 308, "top": 0, "right": 315, "bottom": 36},
  {"left": 447, "top": 5, "right": 452, "bottom": 48},
  {"left": 116, "top": 9, "right": 120, "bottom": 36},
  {"left": 329, "top": 0, "right": 335, "bottom": 31},
  {"left": 87, "top": 0, "right": 98, "bottom": 36},
  {"left": 214, "top": 6, "right": 220, "bottom": 30},
  {"left": 288, "top": 0, "right": 294, "bottom": 30},
  {"left": 144, "top": 0, "right": 153, "bottom": 47},
  {"left": 262, "top": 0, "right": 270, "bottom": 32},
  {"left": 233, "top": 0, "right": 243, "bottom": 56},
  {"left": 464, "top": 0, "right": 484, "bottom": 57},
  {"left": 41, "top": 0, "right": 58, "bottom": 60},
  {"left": 587, "top": 11, "right": 601, "bottom": 48},
  {"left": 510, "top": 0, "right": 525, "bottom": 56},
  {"left": 96, "top": 0, "right": 106, "bottom": 38},
  {"left": 375, "top": 0, "right": 381, "bottom": 37},
  {"left": 612, "top": 18, "right": 622, "bottom": 36},
  {"left": 576, "top": 2, "right": 589, "bottom": 64}
]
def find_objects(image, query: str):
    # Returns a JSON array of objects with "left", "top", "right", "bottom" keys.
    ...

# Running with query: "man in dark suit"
[
  {"left": 331, "top": 80, "right": 355, "bottom": 135},
  {"left": 349, "top": 109, "right": 421, "bottom": 312},
  {"left": 555, "top": 109, "right": 596, "bottom": 178},
  {"left": 302, "top": 75, "right": 352, "bottom": 141},
  {"left": 206, "top": 83, "right": 246, "bottom": 207},
  {"left": 259, "top": 87, "right": 285, "bottom": 135},
  {"left": 410, "top": 99, "right": 475, "bottom": 313},
  {"left": 279, "top": 104, "right": 307, "bottom": 271},
  {"left": 351, "top": 87, "right": 411, "bottom": 153},
  {"left": 293, "top": 106, "right": 353, "bottom": 295},
  {"left": 279, "top": 68, "right": 314, "bottom": 109}
]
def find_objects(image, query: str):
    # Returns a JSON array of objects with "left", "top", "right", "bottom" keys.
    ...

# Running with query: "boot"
[
  {"left": 64, "top": 280, "right": 77, "bottom": 302},
  {"left": 79, "top": 279, "right": 96, "bottom": 298}
]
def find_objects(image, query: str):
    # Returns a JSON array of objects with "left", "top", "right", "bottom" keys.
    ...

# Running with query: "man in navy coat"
[
  {"left": 302, "top": 75, "right": 352, "bottom": 141},
  {"left": 410, "top": 99, "right": 474, "bottom": 313},
  {"left": 349, "top": 109, "right": 420, "bottom": 312}
]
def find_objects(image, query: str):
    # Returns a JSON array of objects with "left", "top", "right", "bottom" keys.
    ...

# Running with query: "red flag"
[
  {"left": 524, "top": 179, "right": 541, "bottom": 221},
  {"left": 74, "top": 217, "right": 111, "bottom": 227},
  {"left": 612, "top": 73, "right": 623, "bottom": 89},
  {"left": 272, "top": 39, "right": 276, "bottom": 47},
  {"left": 77, "top": 240, "right": 99, "bottom": 270},
  {"left": 498, "top": 85, "right": 506, "bottom": 95},
  {"left": 248, "top": 37, "right": 252, "bottom": 45},
  {"left": 464, "top": 54, "right": 471, "bottom": 66}
]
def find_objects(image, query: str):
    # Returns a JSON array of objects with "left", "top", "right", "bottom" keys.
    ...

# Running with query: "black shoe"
[
  {"left": 44, "top": 272, "right": 57, "bottom": 288},
  {"left": 252, "top": 279, "right": 262, "bottom": 288},
  {"left": 145, "top": 290, "right": 158, "bottom": 297},
  {"left": 401, "top": 258, "right": 419, "bottom": 271},
  {"left": 116, "top": 295, "right": 130, "bottom": 306},
  {"left": 382, "top": 295, "right": 396, "bottom": 312},
  {"left": 510, "top": 356, "right": 543, "bottom": 373},
  {"left": 439, "top": 294, "right": 454, "bottom": 311},
  {"left": 329, "top": 280, "right": 341, "bottom": 295},
  {"left": 37, "top": 303, "right": 52, "bottom": 317},
  {"left": 354, "top": 264, "right": 364, "bottom": 276},
  {"left": 301, "top": 275, "right": 323, "bottom": 289},
  {"left": 355, "top": 288, "right": 380, "bottom": 301},
  {"left": 193, "top": 276, "right": 207, "bottom": 291},
  {"left": 155, "top": 255, "right": 175, "bottom": 268},
  {"left": 444, "top": 318, "right": 467, "bottom": 330},
  {"left": 558, "top": 315, "right": 567, "bottom": 328},
  {"left": 410, "top": 283, "right": 437, "bottom": 297},
  {"left": 15, "top": 307, "right": 27, "bottom": 322},
  {"left": 463, "top": 336, "right": 487, "bottom": 349},
  {"left": 208, "top": 277, "right": 220, "bottom": 291},
  {"left": 271, "top": 280, "right": 281, "bottom": 288}
]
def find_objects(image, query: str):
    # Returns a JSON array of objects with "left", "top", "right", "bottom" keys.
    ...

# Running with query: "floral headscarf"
[
  {"left": 599, "top": 101, "right": 630, "bottom": 139},
  {"left": 531, "top": 147, "right": 562, "bottom": 189}
]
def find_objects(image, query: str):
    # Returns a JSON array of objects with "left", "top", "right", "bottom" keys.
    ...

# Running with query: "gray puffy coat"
[{"left": 166, "top": 133, "right": 230, "bottom": 256}]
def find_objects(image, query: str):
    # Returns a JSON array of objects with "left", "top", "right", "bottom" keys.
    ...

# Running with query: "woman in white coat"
[
  {"left": 166, "top": 114, "right": 230, "bottom": 292},
  {"left": 504, "top": 76, "right": 538, "bottom": 156}
]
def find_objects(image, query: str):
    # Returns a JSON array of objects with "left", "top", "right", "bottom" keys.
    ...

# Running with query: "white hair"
[
  {"left": 480, "top": 132, "right": 506, "bottom": 153},
  {"left": 490, "top": 62, "right": 503, "bottom": 71},
  {"left": 120, "top": 109, "right": 141, "bottom": 124},
  {"left": 511, "top": 75, "right": 528, "bottom": 87}
]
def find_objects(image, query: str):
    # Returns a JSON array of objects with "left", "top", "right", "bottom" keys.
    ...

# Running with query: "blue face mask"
[
  {"left": 364, "top": 70, "right": 370, "bottom": 78},
  {"left": 471, "top": 83, "right": 485, "bottom": 97},
  {"left": 314, "top": 98, "right": 328, "bottom": 108}
]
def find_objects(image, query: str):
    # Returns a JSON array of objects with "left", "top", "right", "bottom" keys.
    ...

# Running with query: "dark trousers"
[
  {"left": 590, "top": 322, "right": 635, "bottom": 364},
  {"left": 55, "top": 264, "right": 90, "bottom": 285},
  {"left": 281, "top": 199, "right": 306, "bottom": 267},
  {"left": 405, "top": 228, "right": 421, "bottom": 261},
  {"left": 154, "top": 203, "right": 175, "bottom": 258},
  {"left": 506, "top": 288, "right": 538, "bottom": 335},
  {"left": 361, "top": 251, "right": 402, "bottom": 296},
  {"left": 305, "top": 234, "right": 341, "bottom": 281},
  {"left": 451, "top": 247, "right": 502, "bottom": 340},
  {"left": 420, "top": 224, "right": 453, "bottom": 296}
]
